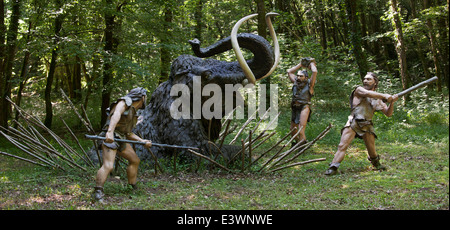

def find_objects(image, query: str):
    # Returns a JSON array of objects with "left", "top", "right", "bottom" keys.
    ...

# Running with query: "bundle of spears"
[
  {"left": 203, "top": 107, "right": 332, "bottom": 173},
  {"left": 1, "top": 92, "right": 332, "bottom": 174},
  {"left": 0, "top": 95, "right": 96, "bottom": 172}
]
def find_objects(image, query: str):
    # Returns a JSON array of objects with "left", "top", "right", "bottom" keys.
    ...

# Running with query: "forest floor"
[
  {"left": 1, "top": 68, "right": 449, "bottom": 212},
  {"left": 1, "top": 106, "right": 448, "bottom": 211}
]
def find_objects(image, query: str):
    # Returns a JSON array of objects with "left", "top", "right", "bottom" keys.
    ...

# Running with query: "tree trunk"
[
  {"left": 359, "top": 2, "right": 369, "bottom": 52},
  {"left": 390, "top": 0, "right": 410, "bottom": 94},
  {"left": 275, "top": 0, "right": 287, "bottom": 33},
  {"left": 345, "top": 0, "right": 368, "bottom": 80},
  {"left": 437, "top": 5, "right": 449, "bottom": 88},
  {"left": 44, "top": 0, "right": 63, "bottom": 128},
  {"left": 337, "top": 1, "right": 349, "bottom": 46},
  {"left": 100, "top": 1, "right": 125, "bottom": 127},
  {"left": 82, "top": 62, "right": 92, "bottom": 112},
  {"left": 159, "top": 5, "right": 173, "bottom": 84},
  {"left": 423, "top": 0, "right": 443, "bottom": 91},
  {"left": 64, "top": 57, "right": 73, "bottom": 98},
  {"left": 101, "top": 0, "right": 116, "bottom": 127},
  {"left": 317, "top": 1, "right": 327, "bottom": 51},
  {"left": 1, "top": 0, "right": 21, "bottom": 128},
  {"left": 194, "top": 0, "right": 204, "bottom": 41},
  {"left": 84, "top": 41, "right": 102, "bottom": 112},
  {"left": 410, "top": 0, "right": 432, "bottom": 82},
  {"left": 368, "top": 1, "right": 388, "bottom": 71},
  {"left": 256, "top": 0, "right": 267, "bottom": 39},
  {"left": 14, "top": 19, "right": 34, "bottom": 127},
  {"left": 73, "top": 55, "right": 82, "bottom": 102},
  {"left": 255, "top": 0, "right": 271, "bottom": 110},
  {"left": 326, "top": 10, "right": 339, "bottom": 48},
  {"left": 0, "top": 0, "right": 5, "bottom": 77}
]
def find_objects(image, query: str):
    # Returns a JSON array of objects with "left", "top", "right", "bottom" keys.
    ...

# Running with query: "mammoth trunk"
[{"left": 189, "top": 33, "right": 274, "bottom": 84}]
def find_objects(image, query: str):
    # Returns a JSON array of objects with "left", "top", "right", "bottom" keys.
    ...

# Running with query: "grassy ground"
[
  {"left": 0, "top": 105, "right": 448, "bottom": 210},
  {"left": 1, "top": 62, "right": 448, "bottom": 210}
]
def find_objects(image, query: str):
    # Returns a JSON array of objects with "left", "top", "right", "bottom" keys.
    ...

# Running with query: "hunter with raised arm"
[{"left": 287, "top": 57, "right": 318, "bottom": 146}]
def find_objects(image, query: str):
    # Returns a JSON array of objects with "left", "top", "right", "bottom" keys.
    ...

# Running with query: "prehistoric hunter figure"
[
  {"left": 325, "top": 72, "right": 398, "bottom": 176},
  {"left": 93, "top": 87, "right": 152, "bottom": 202},
  {"left": 287, "top": 57, "right": 318, "bottom": 146}
]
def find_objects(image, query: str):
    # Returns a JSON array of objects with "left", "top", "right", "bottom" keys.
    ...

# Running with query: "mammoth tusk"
[
  {"left": 231, "top": 13, "right": 258, "bottom": 85},
  {"left": 260, "top": 12, "right": 280, "bottom": 80},
  {"left": 231, "top": 13, "right": 280, "bottom": 84}
]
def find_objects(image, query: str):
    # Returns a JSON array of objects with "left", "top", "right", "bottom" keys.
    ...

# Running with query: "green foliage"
[
  {"left": 2, "top": 0, "right": 448, "bottom": 129},
  {"left": 0, "top": 0, "right": 448, "bottom": 211}
]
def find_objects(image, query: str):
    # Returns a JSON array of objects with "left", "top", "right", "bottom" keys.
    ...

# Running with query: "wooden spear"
[
  {"left": 59, "top": 117, "right": 95, "bottom": 167},
  {"left": 268, "top": 158, "right": 326, "bottom": 173},
  {"left": 263, "top": 138, "right": 308, "bottom": 171},
  {"left": 148, "top": 148, "right": 164, "bottom": 174},
  {"left": 187, "top": 149, "right": 232, "bottom": 172},
  {"left": 59, "top": 89, "right": 102, "bottom": 166},
  {"left": 273, "top": 123, "right": 333, "bottom": 168},
  {"left": 241, "top": 139, "right": 245, "bottom": 172},
  {"left": 229, "top": 109, "right": 258, "bottom": 145},
  {"left": 59, "top": 88, "right": 95, "bottom": 134},
  {"left": 243, "top": 107, "right": 271, "bottom": 143},
  {"left": 258, "top": 126, "right": 303, "bottom": 171},
  {"left": 244, "top": 130, "right": 277, "bottom": 170},
  {"left": 3, "top": 126, "right": 58, "bottom": 162},
  {"left": 218, "top": 119, "right": 232, "bottom": 149},
  {"left": 11, "top": 114, "right": 87, "bottom": 171},
  {"left": 248, "top": 130, "right": 252, "bottom": 165},
  {"left": 0, "top": 151, "right": 52, "bottom": 168},
  {"left": 0, "top": 131, "right": 59, "bottom": 169},
  {"left": 226, "top": 112, "right": 281, "bottom": 164}
]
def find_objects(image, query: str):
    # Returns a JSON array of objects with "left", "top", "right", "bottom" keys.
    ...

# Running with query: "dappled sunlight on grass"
[
  {"left": 0, "top": 176, "right": 10, "bottom": 183},
  {"left": 1, "top": 62, "right": 448, "bottom": 210}
]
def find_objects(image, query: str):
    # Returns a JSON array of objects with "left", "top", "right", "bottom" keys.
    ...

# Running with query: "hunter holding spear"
[
  {"left": 93, "top": 87, "right": 152, "bottom": 202},
  {"left": 325, "top": 72, "right": 398, "bottom": 176}
]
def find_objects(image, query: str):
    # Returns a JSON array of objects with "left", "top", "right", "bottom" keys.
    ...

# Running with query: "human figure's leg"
[
  {"left": 118, "top": 143, "right": 141, "bottom": 186},
  {"left": 325, "top": 127, "right": 356, "bottom": 175},
  {"left": 297, "top": 106, "right": 310, "bottom": 143},
  {"left": 362, "top": 132, "right": 376, "bottom": 159},
  {"left": 362, "top": 133, "right": 385, "bottom": 170},
  {"left": 290, "top": 107, "right": 300, "bottom": 142},
  {"left": 331, "top": 127, "right": 356, "bottom": 164},
  {"left": 95, "top": 145, "right": 118, "bottom": 187},
  {"left": 93, "top": 145, "right": 118, "bottom": 201},
  {"left": 290, "top": 121, "right": 299, "bottom": 138}
]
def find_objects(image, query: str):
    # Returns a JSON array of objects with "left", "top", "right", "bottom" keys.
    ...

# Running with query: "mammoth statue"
[
  {"left": 90, "top": 13, "right": 280, "bottom": 163},
  {"left": 134, "top": 13, "right": 280, "bottom": 161}
]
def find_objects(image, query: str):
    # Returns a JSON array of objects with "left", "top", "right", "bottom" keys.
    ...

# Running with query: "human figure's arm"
[
  {"left": 354, "top": 87, "right": 398, "bottom": 117},
  {"left": 126, "top": 132, "right": 152, "bottom": 148},
  {"left": 105, "top": 100, "right": 127, "bottom": 143},
  {"left": 382, "top": 94, "right": 398, "bottom": 117},
  {"left": 308, "top": 62, "right": 318, "bottom": 95},
  {"left": 354, "top": 86, "right": 390, "bottom": 101},
  {"left": 287, "top": 62, "right": 303, "bottom": 83}
]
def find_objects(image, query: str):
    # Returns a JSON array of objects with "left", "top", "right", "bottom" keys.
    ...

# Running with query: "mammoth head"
[
  {"left": 187, "top": 13, "right": 280, "bottom": 85},
  {"left": 165, "top": 13, "right": 280, "bottom": 141}
]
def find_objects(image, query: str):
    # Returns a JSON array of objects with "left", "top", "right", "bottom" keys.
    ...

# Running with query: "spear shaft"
[
  {"left": 84, "top": 134, "right": 199, "bottom": 151},
  {"left": 396, "top": 76, "right": 438, "bottom": 98}
]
